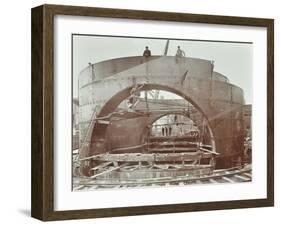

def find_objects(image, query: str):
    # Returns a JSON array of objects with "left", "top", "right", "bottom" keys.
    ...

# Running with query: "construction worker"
[
  {"left": 162, "top": 126, "right": 165, "bottom": 136},
  {"left": 88, "top": 62, "right": 95, "bottom": 80},
  {"left": 143, "top": 46, "right": 151, "bottom": 57},
  {"left": 176, "top": 46, "right": 185, "bottom": 57},
  {"left": 165, "top": 126, "right": 168, "bottom": 137},
  {"left": 127, "top": 83, "right": 146, "bottom": 110},
  {"left": 175, "top": 46, "right": 185, "bottom": 63},
  {"left": 168, "top": 125, "right": 172, "bottom": 136}
]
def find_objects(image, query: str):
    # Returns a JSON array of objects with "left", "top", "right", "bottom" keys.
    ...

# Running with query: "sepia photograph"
[
  {"left": 30, "top": 4, "right": 273, "bottom": 220},
  {"left": 72, "top": 35, "right": 252, "bottom": 191}
]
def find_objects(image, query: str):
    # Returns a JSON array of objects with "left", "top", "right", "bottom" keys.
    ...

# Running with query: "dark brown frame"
[{"left": 31, "top": 4, "right": 274, "bottom": 221}]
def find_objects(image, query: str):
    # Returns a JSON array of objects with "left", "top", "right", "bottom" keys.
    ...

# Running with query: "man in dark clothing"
[
  {"left": 143, "top": 46, "right": 151, "bottom": 57},
  {"left": 165, "top": 126, "right": 168, "bottom": 136},
  {"left": 168, "top": 125, "right": 172, "bottom": 136}
]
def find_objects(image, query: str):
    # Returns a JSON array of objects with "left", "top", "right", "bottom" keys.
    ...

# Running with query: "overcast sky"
[{"left": 73, "top": 35, "right": 252, "bottom": 104}]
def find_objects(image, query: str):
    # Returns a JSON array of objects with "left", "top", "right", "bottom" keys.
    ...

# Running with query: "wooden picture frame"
[{"left": 31, "top": 4, "right": 274, "bottom": 221}]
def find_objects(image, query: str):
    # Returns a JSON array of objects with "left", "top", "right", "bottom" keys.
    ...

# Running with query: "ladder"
[{"left": 77, "top": 105, "right": 99, "bottom": 161}]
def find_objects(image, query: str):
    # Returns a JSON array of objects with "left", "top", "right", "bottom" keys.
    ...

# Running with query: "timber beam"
[{"left": 82, "top": 152, "right": 212, "bottom": 162}]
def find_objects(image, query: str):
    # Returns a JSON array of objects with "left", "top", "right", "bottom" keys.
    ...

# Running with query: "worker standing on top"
[
  {"left": 143, "top": 46, "right": 151, "bottom": 57},
  {"left": 175, "top": 46, "right": 185, "bottom": 63},
  {"left": 176, "top": 46, "right": 185, "bottom": 57}
]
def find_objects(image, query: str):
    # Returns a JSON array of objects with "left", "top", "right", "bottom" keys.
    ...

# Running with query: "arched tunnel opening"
[
  {"left": 79, "top": 84, "right": 219, "bottom": 177},
  {"left": 150, "top": 113, "right": 214, "bottom": 147},
  {"left": 90, "top": 86, "right": 216, "bottom": 153}
]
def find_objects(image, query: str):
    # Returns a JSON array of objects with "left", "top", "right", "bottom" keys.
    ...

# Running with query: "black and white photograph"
[{"left": 72, "top": 35, "right": 253, "bottom": 191}]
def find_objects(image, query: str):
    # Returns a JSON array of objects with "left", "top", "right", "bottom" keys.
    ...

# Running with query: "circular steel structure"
[{"left": 78, "top": 56, "right": 245, "bottom": 175}]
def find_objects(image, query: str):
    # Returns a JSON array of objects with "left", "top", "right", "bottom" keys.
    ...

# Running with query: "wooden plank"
[
  {"left": 73, "top": 185, "right": 85, "bottom": 191},
  {"left": 156, "top": 164, "right": 211, "bottom": 169},
  {"left": 112, "top": 185, "right": 122, "bottom": 189},
  {"left": 111, "top": 144, "right": 147, "bottom": 152},
  {"left": 90, "top": 162, "right": 112, "bottom": 171},
  {"left": 155, "top": 153, "right": 212, "bottom": 161},
  {"left": 200, "top": 144, "right": 213, "bottom": 148},
  {"left": 120, "top": 165, "right": 139, "bottom": 171},
  {"left": 90, "top": 164, "right": 127, "bottom": 179},
  {"left": 214, "top": 166, "right": 240, "bottom": 173},
  {"left": 148, "top": 147, "right": 198, "bottom": 152},
  {"left": 148, "top": 141, "right": 198, "bottom": 146},
  {"left": 96, "top": 119, "right": 110, "bottom": 124},
  {"left": 90, "top": 152, "right": 212, "bottom": 162},
  {"left": 171, "top": 164, "right": 182, "bottom": 169},
  {"left": 243, "top": 172, "right": 252, "bottom": 178},
  {"left": 222, "top": 176, "right": 235, "bottom": 183},
  {"left": 209, "top": 179, "right": 219, "bottom": 184},
  {"left": 199, "top": 147, "right": 219, "bottom": 155},
  {"left": 153, "top": 164, "right": 170, "bottom": 169},
  {"left": 234, "top": 174, "right": 250, "bottom": 181},
  {"left": 88, "top": 185, "right": 99, "bottom": 189}
]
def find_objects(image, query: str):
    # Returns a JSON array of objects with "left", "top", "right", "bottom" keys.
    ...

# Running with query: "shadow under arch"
[{"left": 90, "top": 83, "right": 216, "bottom": 155}]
